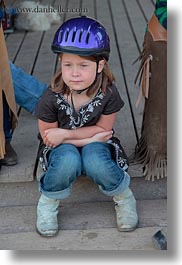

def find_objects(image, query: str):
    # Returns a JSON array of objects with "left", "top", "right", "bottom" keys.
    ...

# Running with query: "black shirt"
[{"left": 35, "top": 84, "right": 124, "bottom": 129}]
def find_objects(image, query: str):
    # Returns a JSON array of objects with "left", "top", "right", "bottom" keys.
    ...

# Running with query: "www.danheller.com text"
[{"left": 15, "top": 5, "right": 89, "bottom": 14}]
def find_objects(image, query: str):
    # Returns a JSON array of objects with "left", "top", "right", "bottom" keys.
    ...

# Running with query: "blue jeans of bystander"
[
  {"left": 3, "top": 62, "right": 47, "bottom": 140},
  {"left": 10, "top": 61, "right": 47, "bottom": 114}
]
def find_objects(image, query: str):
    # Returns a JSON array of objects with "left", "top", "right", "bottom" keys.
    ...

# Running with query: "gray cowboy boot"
[
  {"left": 36, "top": 194, "right": 60, "bottom": 237},
  {"left": 113, "top": 188, "right": 138, "bottom": 232}
]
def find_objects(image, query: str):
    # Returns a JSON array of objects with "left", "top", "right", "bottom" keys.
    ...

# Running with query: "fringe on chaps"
[{"left": 130, "top": 17, "right": 167, "bottom": 181}]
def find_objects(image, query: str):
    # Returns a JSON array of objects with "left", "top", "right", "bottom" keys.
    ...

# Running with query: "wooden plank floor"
[{"left": 1, "top": 0, "right": 155, "bottom": 182}]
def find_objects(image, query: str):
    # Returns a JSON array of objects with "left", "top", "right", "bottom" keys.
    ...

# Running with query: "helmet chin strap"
[{"left": 76, "top": 87, "right": 90, "bottom": 94}]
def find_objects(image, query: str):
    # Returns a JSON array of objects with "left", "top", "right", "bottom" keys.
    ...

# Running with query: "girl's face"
[{"left": 61, "top": 53, "right": 105, "bottom": 92}]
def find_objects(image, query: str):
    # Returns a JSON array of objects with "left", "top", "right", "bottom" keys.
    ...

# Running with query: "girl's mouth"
[{"left": 70, "top": 80, "right": 82, "bottom": 83}]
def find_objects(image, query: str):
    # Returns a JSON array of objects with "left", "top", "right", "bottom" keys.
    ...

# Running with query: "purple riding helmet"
[{"left": 51, "top": 16, "right": 110, "bottom": 61}]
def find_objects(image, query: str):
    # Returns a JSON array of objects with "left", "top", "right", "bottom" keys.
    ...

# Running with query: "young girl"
[{"left": 35, "top": 16, "right": 138, "bottom": 237}]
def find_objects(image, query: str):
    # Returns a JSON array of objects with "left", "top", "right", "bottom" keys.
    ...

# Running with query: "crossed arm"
[{"left": 38, "top": 112, "right": 117, "bottom": 147}]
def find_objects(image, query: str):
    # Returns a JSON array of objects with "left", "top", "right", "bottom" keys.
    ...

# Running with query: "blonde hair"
[{"left": 51, "top": 55, "right": 115, "bottom": 97}]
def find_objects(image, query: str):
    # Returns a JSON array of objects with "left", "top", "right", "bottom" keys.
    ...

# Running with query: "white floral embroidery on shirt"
[{"left": 55, "top": 89, "right": 104, "bottom": 129}]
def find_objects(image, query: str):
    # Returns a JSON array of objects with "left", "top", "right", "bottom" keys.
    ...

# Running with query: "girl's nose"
[{"left": 71, "top": 66, "right": 80, "bottom": 77}]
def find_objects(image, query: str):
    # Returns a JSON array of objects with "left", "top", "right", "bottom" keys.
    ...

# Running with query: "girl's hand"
[
  {"left": 91, "top": 131, "right": 113, "bottom": 143},
  {"left": 43, "top": 128, "right": 68, "bottom": 147}
]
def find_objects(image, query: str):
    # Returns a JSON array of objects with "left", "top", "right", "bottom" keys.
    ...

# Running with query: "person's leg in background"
[
  {"left": 0, "top": 62, "right": 47, "bottom": 167},
  {"left": 10, "top": 61, "right": 47, "bottom": 114},
  {"left": 1, "top": 93, "right": 17, "bottom": 165}
]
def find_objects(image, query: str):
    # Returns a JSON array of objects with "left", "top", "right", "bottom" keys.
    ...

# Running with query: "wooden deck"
[{"left": 1, "top": 0, "right": 155, "bottom": 182}]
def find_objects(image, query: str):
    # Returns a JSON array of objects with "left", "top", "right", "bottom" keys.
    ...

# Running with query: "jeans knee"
[
  {"left": 42, "top": 144, "right": 82, "bottom": 192},
  {"left": 50, "top": 144, "right": 81, "bottom": 171},
  {"left": 82, "top": 142, "right": 112, "bottom": 178},
  {"left": 82, "top": 142, "right": 110, "bottom": 165},
  {"left": 81, "top": 142, "right": 127, "bottom": 191}
]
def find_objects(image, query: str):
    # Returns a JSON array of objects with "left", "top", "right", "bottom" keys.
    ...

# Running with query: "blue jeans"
[
  {"left": 39, "top": 142, "right": 130, "bottom": 199},
  {"left": 3, "top": 62, "right": 47, "bottom": 141},
  {"left": 10, "top": 61, "right": 47, "bottom": 114}
]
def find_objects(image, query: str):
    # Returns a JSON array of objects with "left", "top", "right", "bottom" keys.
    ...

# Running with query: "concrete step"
[
  {"left": 0, "top": 199, "right": 167, "bottom": 235},
  {"left": 0, "top": 176, "right": 167, "bottom": 208},
  {"left": 0, "top": 198, "right": 167, "bottom": 250},
  {"left": 0, "top": 226, "right": 164, "bottom": 250}
]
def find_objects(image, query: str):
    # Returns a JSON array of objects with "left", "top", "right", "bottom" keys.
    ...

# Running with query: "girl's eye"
[
  {"left": 81, "top": 64, "right": 88, "bottom": 68},
  {"left": 64, "top": 63, "right": 71, "bottom": 67}
]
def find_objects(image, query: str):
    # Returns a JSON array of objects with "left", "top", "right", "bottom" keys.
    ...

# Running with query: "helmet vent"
[
  {"left": 58, "top": 31, "right": 62, "bottom": 42},
  {"left": 79, "top": 29, "right": 83, "bottom": 42},
  {"left": 72, "top": 27, "right": 77, "bottom": 42},
  {"left": 86, "top": 32, "right": 90, "bottom": 44},
  {"left": 65, "top": 28, "right": 69, "bottom": 42}
]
